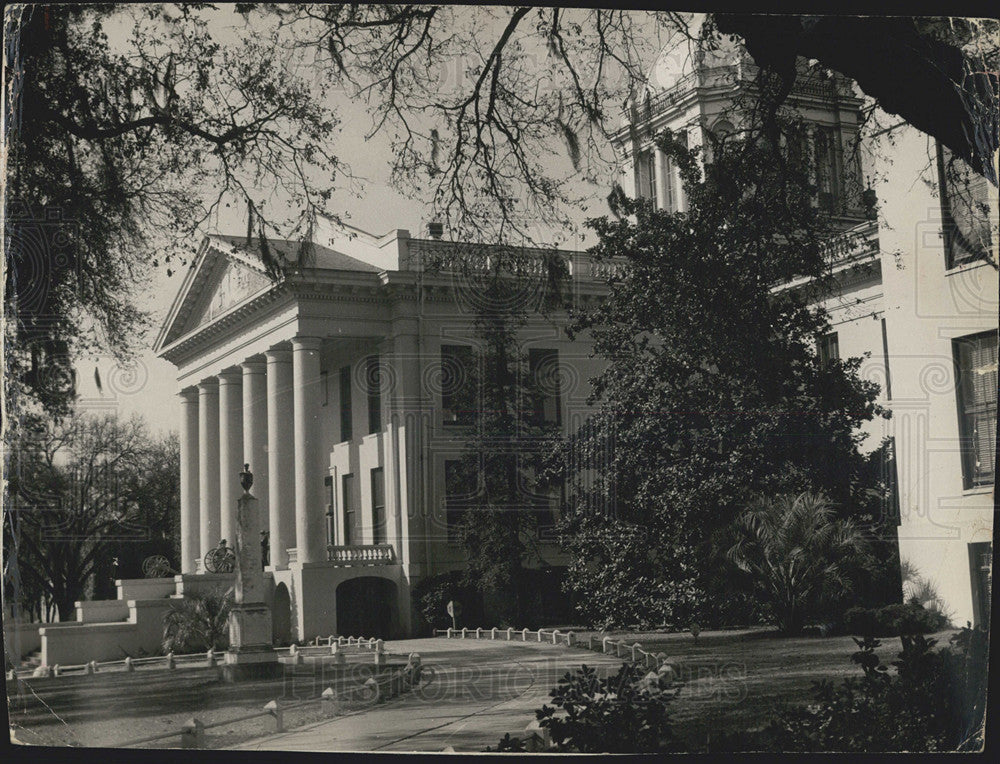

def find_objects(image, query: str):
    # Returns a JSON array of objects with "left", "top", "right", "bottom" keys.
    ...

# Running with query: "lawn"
[{"left": 564, "top": 626, "right": 959, "bottom": 750}]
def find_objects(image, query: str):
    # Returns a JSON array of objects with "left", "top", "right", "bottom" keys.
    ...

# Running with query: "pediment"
[{"left": 156, "top": 238, "right": 275, "bottom": 352}]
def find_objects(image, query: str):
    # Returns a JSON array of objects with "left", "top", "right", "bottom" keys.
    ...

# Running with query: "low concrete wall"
[
  {"left": 118, "top": 578, "right": 176, "bottom": 601},
  {"left": 40, "top": 599, "right": 178, "bottom": 665},
  {"left": 76, "top": 599, "right": 130, "bottom": 623},
  {"left": 41, "top": 622, "right": 140, "bottom": 665},
  {"left": 174, "top": 573, "right": 235, "bottom": 599}
]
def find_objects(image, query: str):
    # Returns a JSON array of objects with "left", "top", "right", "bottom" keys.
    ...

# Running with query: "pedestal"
[{"left": 223, "top": 603, "right": 280, "bottom": 682}]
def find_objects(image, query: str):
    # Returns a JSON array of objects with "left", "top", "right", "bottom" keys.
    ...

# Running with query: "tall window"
[
  {"left": 324, "top": 475, "right": 335, "bottom": 545},
  {"left": 937, "top": 141, "right": 993, "bottom": 269},
  {"left": 366, "top": 355, "right": 381, "bottom": 434},
  {"left": 818, "top": 332, "right": 840, "bottom": 365},
  {"left": 342, "top": 473, "right": 357, "bottom": 545},
  {"left": 338, "top": 365, "right": 352, "bottom": 442},
  {"left": 953, "top": 330, "right": 998, "bottom": 489},
  {"left": 444, "top": 459, "right": 473, "bottom": 543},
  {"left": 441, "top": 344, "right": 476, "bottom": 426},
  {"left": 528, "top": 348, "right": 562, "bottom": 426},
  {"left": 370, "top": 467, "right": 386, "bottom": 544},
  {"left": 813, "top": 126, "right": 840, "bottom": 213},
  {"left": 636, "top": 150, "right": 656, "bottom": 202}
]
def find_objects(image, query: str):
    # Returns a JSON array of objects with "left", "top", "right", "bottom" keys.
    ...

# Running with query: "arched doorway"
[
  {"left": 272, "top": 582, "right": 292, "bottom": 646},
  {"left": 336, "top": 577, "right": 397, "bottom": 639}
]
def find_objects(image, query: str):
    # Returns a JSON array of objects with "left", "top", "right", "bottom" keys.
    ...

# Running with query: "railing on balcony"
[{"left": 326, "top": 544, "right": 396, "bottom": 566}]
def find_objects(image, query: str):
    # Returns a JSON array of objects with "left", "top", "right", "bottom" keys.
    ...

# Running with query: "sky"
[{"left": 70, "top": 5, "right": 646, "bottom": 435}]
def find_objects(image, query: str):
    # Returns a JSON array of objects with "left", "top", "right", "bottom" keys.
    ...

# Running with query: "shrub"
[
  {"left": 841, "top": 602, "right": 951, "bottom": 637},
  {"left": 488, "top": 662, "right": 685, "bottom": 753},
  {"left": 410, "top": 571, "right": 483, "bottom": 633},
  {"left": 761, "top": 626, "right": 988, "bottom": 752},
  {"left": 161, "top": 591, "right": 232, "bottom": 653}
]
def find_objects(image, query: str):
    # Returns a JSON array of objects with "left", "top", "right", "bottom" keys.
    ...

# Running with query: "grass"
[{"left": 563, "top": 626, "right": 959, "bottom": 750}]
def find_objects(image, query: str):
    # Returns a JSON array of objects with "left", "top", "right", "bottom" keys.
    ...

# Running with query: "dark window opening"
[
  {"left": 367, "top": 355, "right": 381, "bottom": 434},
  {"left": 937, "top": 141, "right": 993, "bottom": 269},
  {"left": 339, "top": 366, "right": 352, "bottom": 442},
  {"left": 529, "top": 348, "right": 562, "bottom": 426},
  {"left": 342, "top": 473, "right": 357, "bottom": 546},
  {"left": 441, "top": 344, "right": 476, "bottom": 426},
  {"left": 371, "top": 467, "right": 386, "bottom": 544},
  {"left": 953, "top": 330, "right": 998, "bottom": 489}
]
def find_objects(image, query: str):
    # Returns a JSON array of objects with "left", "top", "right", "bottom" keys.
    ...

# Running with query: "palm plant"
[
  {"left": 726, "top": 492, "right": 871, "bottom": 634},
  {"left": 161, "top": 590, "right": 234, "bottom": 653}
]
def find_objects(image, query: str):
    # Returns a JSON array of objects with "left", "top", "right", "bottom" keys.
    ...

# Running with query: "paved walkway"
[{"left": 234, "top": 636, "right": 624, "bottom": 752}]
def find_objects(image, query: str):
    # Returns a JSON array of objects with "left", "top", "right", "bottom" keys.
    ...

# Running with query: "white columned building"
[{"left": 155, "top": 225, "right": 610, "bottom": 641}]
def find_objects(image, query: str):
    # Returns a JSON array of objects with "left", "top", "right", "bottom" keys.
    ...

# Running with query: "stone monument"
[{"left": 223, "top": 464, "right": 279, "bottom": 681}]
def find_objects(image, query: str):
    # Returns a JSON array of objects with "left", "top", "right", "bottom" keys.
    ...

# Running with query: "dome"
[{"left": 645, "top": 27, "right": 744, "bottom": 93}]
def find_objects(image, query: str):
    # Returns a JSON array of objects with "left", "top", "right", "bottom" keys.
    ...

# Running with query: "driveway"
[{"left": 234, "top": 636, "right": 624, "bottom": 752}]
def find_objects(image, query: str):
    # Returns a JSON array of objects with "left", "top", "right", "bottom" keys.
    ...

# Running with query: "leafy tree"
[
  {"left": 2, "top": 411, "right": 174, "bottom": 620},
  {"left": 161, "top": 591, "right": 233, "bottom": 654},
  {"left": 447, "top": 248, "right": 568, "bottom": 625},
  {"left": 552, "top": 126, "right": 888, "bottom": 629},
  {"left": 725, "top": 492, "right": 873, "bottom": 634},
  {"left": 4, "top": 4, "right": 339, "bottom": 416}
]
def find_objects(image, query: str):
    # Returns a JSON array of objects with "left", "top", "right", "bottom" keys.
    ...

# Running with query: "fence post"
[
  {"left": 338, "top": 635, "right": 346, "bottom": 646},
  {"left": 616, "top": 641, "right": 626, "bottom": 658},
  {"left": 506, "top": 627, "right": 513, "bottom": 641},
  {"left": 206, "top": 649, "right": 216, "bottom": 667},
  {"left": 552, "top": 629, "right": 560, "bottom": 645},
  {"left": 631, "top": 643, "right": 641, "bottom": 661},
  {"left": 264, "top": 700, "right": 284, "bottom": 733},
  {"left": 180, "top": 718, "right": 205, "bottom": 749},
  {"left": 461, "top": 627, "right": 468, "bottom": 639},
  {"left": 602, "top": 636, "right": 611, "bottom": 654},
  {"left": 491, "top": 627, "right": 498, "bottom": 640},
  {"left": 374, "top": 640, "right": 386, "bottom": 667},
  {"left": 86, "top": 660, "right": 97, "bottom": 674},
  {"left": 522, "top": 628, "right": 529, "bottom": 641},
  {"left": 124, "top": 657, "right": 134, "bottom": 672},
  {"left": 321, "top": 686, "right": 339, "bottom": 716},
  {"left": 537, "top": 630, "right": 543, "bottom": 643},
  {"left": 446, "top": 627, "right": 453, "bottom": 638},
  {"left": 166, "top": 652, "right": 175, "bottom": 669},
  {"left": 330, "top": 641, "right": 339, "bottom": 656},
  {"left": 288, "top": 644, "right": 302, "bottom": 665},
  {"left": 53, "top": 665, "right": 61, "bottom": 677},
  {"left": 567, "top": 632, "right": 575, "bottom": 647}
]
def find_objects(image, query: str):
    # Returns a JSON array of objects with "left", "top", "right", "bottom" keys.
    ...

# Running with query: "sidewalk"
[{"left": 234, "top": 636, "right": 624, "bottom": 752}]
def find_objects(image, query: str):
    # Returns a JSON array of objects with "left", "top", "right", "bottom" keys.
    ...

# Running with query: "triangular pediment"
[{"left": 155, "top": 237, "right": 276, "bottom": 352}]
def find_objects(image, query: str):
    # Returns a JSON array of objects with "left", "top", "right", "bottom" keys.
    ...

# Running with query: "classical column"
[
  {"left": 292, "top": 336, "right": 325, "bottom": 564},
  {"left": 265, "top": 348, "right": 295, "bottom": 568},
  {"left": 178, "top": 388, "right": 200, "bottom": 574},
  {"left": 242, "top": 359, "right": 269, "bottom": 554},
  {"left": 198, "top": 378, "right": 221, "bottom": 561},
  {"left": 654, "top": 145, "right": 670, "bottom": 212},
  {"left": 218, "top": 369, "right": 244, "bottom": 545}
]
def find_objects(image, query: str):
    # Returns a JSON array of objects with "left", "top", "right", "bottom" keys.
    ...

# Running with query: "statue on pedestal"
[{"left": 223, "top": 464, "right": 279, "bottom": 681}]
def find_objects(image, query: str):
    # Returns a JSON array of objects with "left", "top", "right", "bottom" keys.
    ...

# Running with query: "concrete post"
[
  {"left": 461, "top": 628, "right": 467, "bottom": 639},
  {"left": 567, "top": 632, "right": 575, "bottom": 646},
  {"left": 522, "top": 628, "right": 529, "bottom": 641},
  {"left": 552, "top": 630, "right": 560, "bottom": 645},
  {"left": 475, "top": 627, "right": 482, "bottom": 639},
  {"left": 506, "top": 628, "right": 513, "bottom": 641},
  {"left": 321, "top": 687, "right": 339, "bottom": 715},
  {"left": 264, "top": 700, "right": 284, "bottom": 732},
  {"left": 181, "top": 718, "right": 205, "bottom": 749},
  {"left": 166, "top": 652, "right": 175, "bottom": 669},
  {"left": 491, "top": 627, "right": 498, "bottom": 639},
  {"left": 124, "top": 657, "right": 134, "bottom": 672}
]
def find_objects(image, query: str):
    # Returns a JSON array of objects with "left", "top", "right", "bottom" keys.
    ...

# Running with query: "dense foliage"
[
  {"left": 725, "top": 492, "right": 873, "bottom": 634},
  {"left": 761, "top": 628, "right": 988, "bottom": 752},
  {"left": 410, "top": 570, "right": 484, "bottom": 633},
  {"left": 841, "top": 603, "right": 953, "bottom": 637},
  {"left": 554, "top": 127, "right": 891, "bottom": 629},
  {"left": 488, "top": 662, "right": 685, "bottom": 753}
]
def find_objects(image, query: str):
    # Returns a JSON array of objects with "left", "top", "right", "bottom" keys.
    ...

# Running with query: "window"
[
  {"left": 953, "top": 330, "right": 998, "bottom": 489},
  {"left": 444, "top": 460, "right": 474, "bottom": 543},
  {"left": 813, "top": 126, "right": 840, "bottom": 213},
  {"left": 321, "top": 370, "right": 329, "bottom": 406},
  {"left": 441, "top": 344, "right": 476, "bottom": 426},
  {"left": 818, "top": 332, "right": 840, "bottom": 365},
  {"left": 528, "top": 348, "right": 562, "bottom": 426},
  {"left": 324, "top": 475, "right": 335, "bottom": 545},
  {"left": 370, "top": 467, "right": 386, "bottom": 544},
  {"left": 338, "top": 366, "right": 352, "bottom": 442},
  {"left": 636, "top": 150, "right": 657, "bottom": 202},
  {"left": 342, "top": 474, "right": 357, "bottom": 545},
  {"left": 937, "top": 141, "right": 993, "bottom": 269},
  {"left": 366, "top": 355, "right": 381, "bottom": 434}
]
